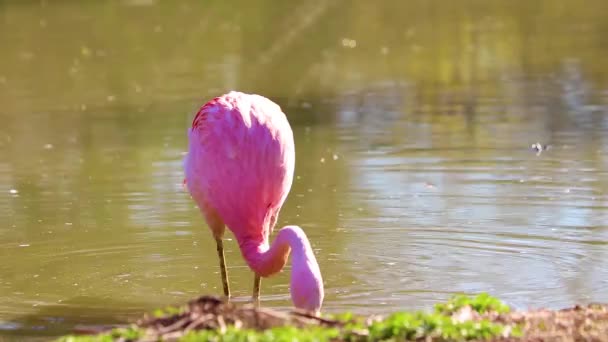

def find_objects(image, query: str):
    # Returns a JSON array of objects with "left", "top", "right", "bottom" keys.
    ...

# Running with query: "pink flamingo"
[{"left": 183, "top": 91, "right": 324, "bottom": 313}]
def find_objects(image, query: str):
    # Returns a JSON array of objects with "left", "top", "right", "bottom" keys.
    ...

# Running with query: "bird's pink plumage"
[
  {"left": 187, "top": 92, "right": 294, "bottom": 244},
  {"left": 184, "top": 91, "right": 324, "bottom": 312}
]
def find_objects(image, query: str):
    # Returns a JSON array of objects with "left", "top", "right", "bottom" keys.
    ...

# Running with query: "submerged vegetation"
[{"left": 57, "top": 293, "right": 527, "bottom": 342}]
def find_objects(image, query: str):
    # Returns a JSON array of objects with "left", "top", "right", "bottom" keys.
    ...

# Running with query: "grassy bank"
[{"left": 57, "top": 293, "right": 608, "bottom": 341}]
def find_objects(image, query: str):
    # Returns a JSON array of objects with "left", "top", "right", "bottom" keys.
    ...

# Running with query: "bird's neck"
[
  {"left": 238, "top": 226, "right": 305, "bottom": 277},
  {"left": 238, "top": 225, "right": 324, "bottom": 312}
]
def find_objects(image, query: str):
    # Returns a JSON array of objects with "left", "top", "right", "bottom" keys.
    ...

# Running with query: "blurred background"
[{"left": 1, "top": 0, "right": 608, "bottom": 339}]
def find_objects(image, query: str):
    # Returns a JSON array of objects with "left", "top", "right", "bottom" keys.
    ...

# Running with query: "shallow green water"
[{"left": 1, "top": 0, "right": 608, "bottom": 339}]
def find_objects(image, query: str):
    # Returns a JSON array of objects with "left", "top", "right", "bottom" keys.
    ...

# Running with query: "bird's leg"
[
  {"left": 204, "top": 207, "right": 230, "bottom": 299},
  {"left": 252, "top": 274, "right": 261, "bottom": 307},
  {"left": 251, "top": 214, "right": 275, "bottom": 307},
  {"left": 215, "top": 236, "right": 230, "bottom": 298}
]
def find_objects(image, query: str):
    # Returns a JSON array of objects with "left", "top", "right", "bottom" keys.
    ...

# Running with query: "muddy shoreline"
[{"left": 57, "top": 295, "right": 608, "bottom": 341}]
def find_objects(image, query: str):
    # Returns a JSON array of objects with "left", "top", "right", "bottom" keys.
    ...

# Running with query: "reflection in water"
[{"left": 1, "top": 0, "right": 608, "bottom": 338}]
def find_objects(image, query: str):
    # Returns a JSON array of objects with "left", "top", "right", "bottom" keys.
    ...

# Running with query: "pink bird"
[{"left": 183, "top": 91, "right": 324, "bottom": 313}]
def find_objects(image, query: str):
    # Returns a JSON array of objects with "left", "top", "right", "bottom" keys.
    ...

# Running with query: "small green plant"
[
  {"left": 434, "top": 293, "right": 511, "bottom": 315},
  {"left": 152, "top": 305, "right": 184, "bottom": 317},
  {"left": 329, "top": 311, "right": 356, "bottom": 323},
  {"left": 345, "top": 311, "right": 506, "bottom": 341},
  {"left": 109, "top": 326, "right": 143, "bottom": 340},
  {"left": 180, "top": 326, "right": 341, "bottom": 342},
  {"left": 57, "top": 326, "right": 143, "bottom": 342},
  {"left": 57, "top": 336, "right": 112, "bottom": 342},
  {"left": 57, "top": 314, "right": 511, "bottom": 342},
  {"left": 57, "top": 294, "right": 518, "bottom": 342}
]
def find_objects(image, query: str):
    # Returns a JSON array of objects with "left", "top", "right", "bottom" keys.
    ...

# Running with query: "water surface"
[{"left": 1, "top": 0, "right": 608, "bottom": 339}]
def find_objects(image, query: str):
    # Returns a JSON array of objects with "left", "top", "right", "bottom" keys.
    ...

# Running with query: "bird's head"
[
  {"left": 290, "top": 262, "right": 324, "bottom": 314},
  {"left": 282, "top": 226, "right": 324, "bottom": 314}
]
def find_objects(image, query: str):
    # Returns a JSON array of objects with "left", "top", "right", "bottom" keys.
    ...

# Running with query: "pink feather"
[{"left": 184, "top": 91, "right": 324, "bottom": 313}]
